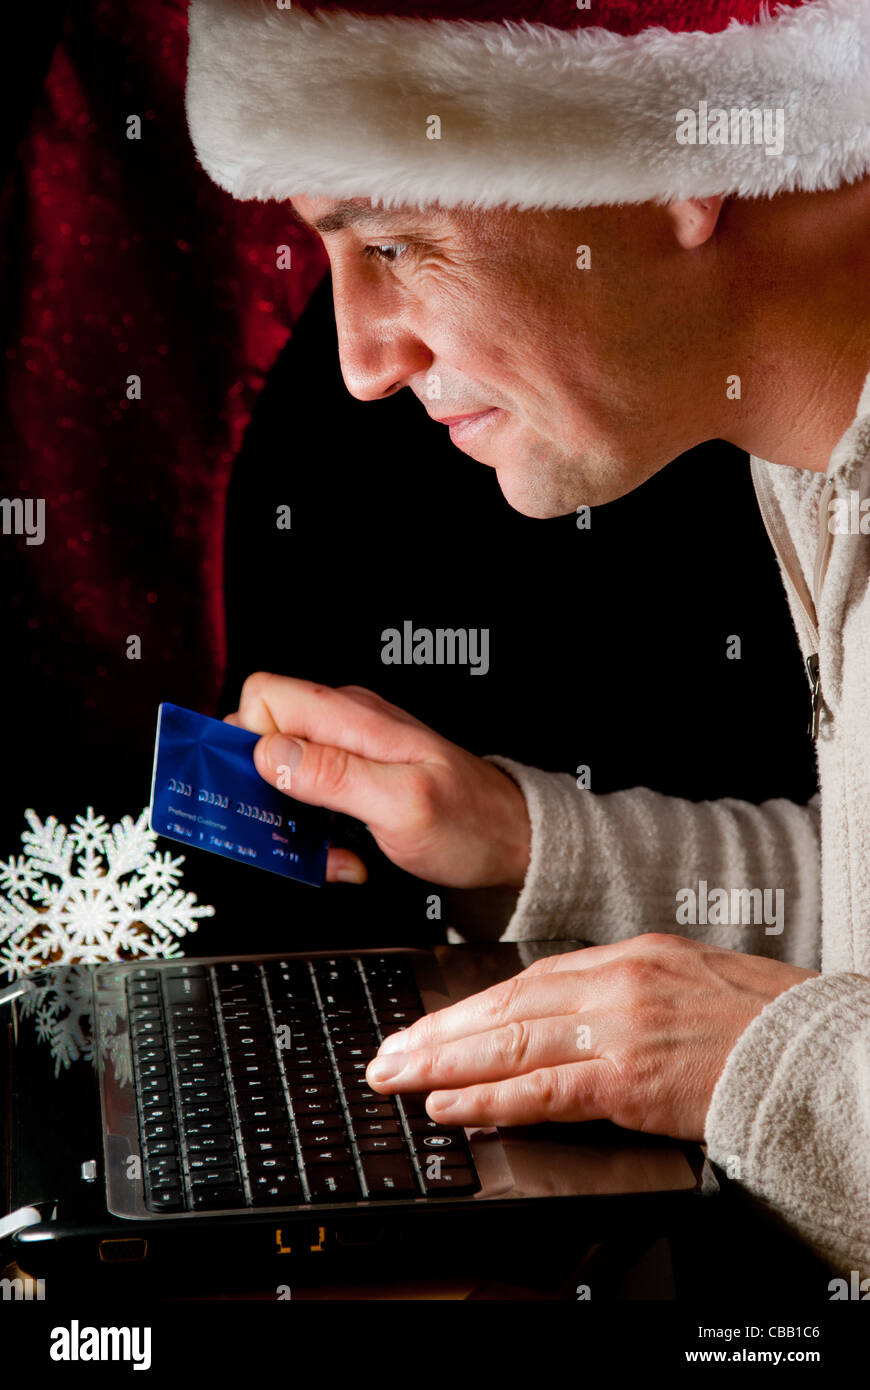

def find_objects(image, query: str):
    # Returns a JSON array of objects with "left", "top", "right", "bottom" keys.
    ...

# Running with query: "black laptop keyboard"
[{"left": 125, "top": 956, "right": 480, "bottom": 1212}]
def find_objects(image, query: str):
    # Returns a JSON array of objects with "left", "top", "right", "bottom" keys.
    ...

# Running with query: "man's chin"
[{"left": 493, "top": 463, "right": 612, "bottom": 519}]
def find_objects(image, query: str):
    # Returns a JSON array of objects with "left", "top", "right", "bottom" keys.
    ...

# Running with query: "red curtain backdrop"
[{"left": 1, "top": 0, "right": 327, "bottom": 750}]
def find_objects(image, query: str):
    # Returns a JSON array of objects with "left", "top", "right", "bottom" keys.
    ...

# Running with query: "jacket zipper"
[
  {"left": 750, "top": 461, "right": 835, "bottom": 740},
  {"left": 806, "top": 652, "right": 822, "bottom": 739}
]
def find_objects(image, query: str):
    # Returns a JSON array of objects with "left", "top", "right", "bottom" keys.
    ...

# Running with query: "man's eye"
[{"left": 362, "top": 242, "right": 410, "bottom": 265}]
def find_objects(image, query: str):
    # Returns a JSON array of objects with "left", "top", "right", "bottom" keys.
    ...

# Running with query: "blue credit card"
[{"left": 149, "top": 702, "right": 329, "bottom": 886}]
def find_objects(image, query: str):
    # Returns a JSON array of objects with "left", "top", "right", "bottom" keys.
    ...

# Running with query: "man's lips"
[{"left": 435, "top": 408, "right": 502, "bottom": 446}]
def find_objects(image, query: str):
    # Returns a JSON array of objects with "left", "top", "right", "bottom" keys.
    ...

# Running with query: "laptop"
[{"left": 1, "top": 940, "right": 715, "bottom": 1293}]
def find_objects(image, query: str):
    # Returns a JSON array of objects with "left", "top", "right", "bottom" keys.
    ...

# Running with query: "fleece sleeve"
[
  {"left": 445, "top": 757, "right": 821, "bottom": 970},
  {"left": 704, "top": 972, "right": 870, "bottom": 1275}
]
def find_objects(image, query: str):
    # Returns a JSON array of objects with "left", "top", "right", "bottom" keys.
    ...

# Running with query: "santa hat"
[{"left": 185, "top": 0, "right": 870, "bottom": 209}]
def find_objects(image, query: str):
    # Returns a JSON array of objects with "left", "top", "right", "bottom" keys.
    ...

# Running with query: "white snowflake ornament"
[{"left": 0, "top": 806, "right": 215, "bottom": 979}]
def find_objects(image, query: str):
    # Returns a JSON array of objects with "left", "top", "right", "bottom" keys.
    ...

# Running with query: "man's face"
[{"left": 292, "top": 195, "right": 730, "bottom": 517}]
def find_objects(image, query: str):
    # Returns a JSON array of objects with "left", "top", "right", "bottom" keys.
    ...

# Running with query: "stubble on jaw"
[{"left": 498, "top": 432, "right": 633, "bottom": 519}]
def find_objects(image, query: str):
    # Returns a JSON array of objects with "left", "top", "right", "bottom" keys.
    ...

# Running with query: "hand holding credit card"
[{"left": 149, "top": 702, "right": 330, "bottom": 886}]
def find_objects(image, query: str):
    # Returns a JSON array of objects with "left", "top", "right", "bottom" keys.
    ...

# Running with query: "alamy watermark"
[
  {"left": 829, "top": 1271, "right": 870, "bottom": 1299},
  {"left": 381, "top": 621, "right": 489, "bottom": 676},
  {"left": 676, "top": 880, "right": 784, "bottom": 935},
  {"left": 49, "top": 1321, "right": 151, "bottom": 1370},
  {"left": 828, "top": 489, "right": 870, "bottom": 534},
  {"left": 675, "top": 102, "right": 784, "bottom": 158},
  {"left": 1, "top": 497, "right": 45, "bottom": 546}
]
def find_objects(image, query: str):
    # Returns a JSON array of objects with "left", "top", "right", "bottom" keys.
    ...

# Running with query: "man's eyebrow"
[{"left": 296, "top": 200, "right": 431, "bottom": 235}]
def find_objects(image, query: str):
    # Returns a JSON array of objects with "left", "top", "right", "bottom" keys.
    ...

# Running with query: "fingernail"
[
  {"left": 428, "top": 1092, "right": 458, "bottom": 1113},
  {"left": 367, "top": 1053, "right": 406, "bottom": 1083},
  {"left": 267, "top": 735, "right": 304, "bottom": 776},
  {"left": 336, "top": 864, "right": 366, "bottom": 884},
  {"left": 377, "top": 1030, "right": 408, "bottom": 1056}
]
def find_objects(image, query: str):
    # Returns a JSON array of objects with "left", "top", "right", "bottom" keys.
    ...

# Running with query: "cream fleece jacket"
[{"left": 450, "top": 368, "right": 870, "bottom": 1278}]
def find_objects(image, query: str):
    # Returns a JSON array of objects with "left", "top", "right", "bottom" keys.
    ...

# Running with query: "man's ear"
[{"left": 666, "top": 196, "right": 725, "bottom": 249}]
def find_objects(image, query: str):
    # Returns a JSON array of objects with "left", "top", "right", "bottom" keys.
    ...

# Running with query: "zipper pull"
[{"left": 807, "top": 653, "right": 822, "bottom": 739}]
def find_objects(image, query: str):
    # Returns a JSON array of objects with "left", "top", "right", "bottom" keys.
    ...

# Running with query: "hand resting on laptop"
[{"left": 226, "top": 670, "right": 816, "bottom": 1142}]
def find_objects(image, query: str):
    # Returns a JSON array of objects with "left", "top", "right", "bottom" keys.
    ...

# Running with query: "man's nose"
[{"left": 332, "top": 278, "right": 431, "bottom": 402}]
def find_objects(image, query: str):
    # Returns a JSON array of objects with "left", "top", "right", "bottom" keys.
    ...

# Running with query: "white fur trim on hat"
[{"left": 186, "top": 0, "right": 870, "bottom": 208}]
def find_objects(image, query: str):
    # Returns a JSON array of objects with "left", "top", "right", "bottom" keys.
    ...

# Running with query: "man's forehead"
[{"left": 291, "top": 195, "right": 453, "bottom": 234}]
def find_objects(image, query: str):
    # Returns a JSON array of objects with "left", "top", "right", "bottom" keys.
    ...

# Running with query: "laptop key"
[
  {"left": 141, "top": 1105, "right": 174, "bottom": 1124},
  {"left": 396, "top": 1093, "right": 430, "bottom": 1116},
  {"left": 182, "top": 1101, "right": 232, "bottom": 1121},
  {"left": 294, "top": 1112, "right": 343, "bottom": 1132},
  {"left": 348, "top": 1103, "right": 395, "bottom": 1120},
  {"left": 287, "top": 1082, "right": 339, "bottom": 1102},
  {"left": 146, "top": 1155, "right": 179, "bottom": 1174},
  {"left": 187, "top": 1136, "right": 235, "bottom": 1155},
  {"left": 344, "top": 1088, "right": 384, "bottom": 1106},
  {"left": 166, "top": 976, "right": 210, "bottom": 1006},
  {"left": 241, "top": 1139, "right": 296, "bottom": 1162},
  {"left": 192, "top": 1186, "right": 246, "bottom": 1210},
  {"left": 177, "top": 1082, "right": 227, "bottom": 1101},
  {"left": 357, "top": 1136, "right": 406, "bottom": 1153},
  {"left": 231, "top": 1077, "right": 283, "bottom": 1097},
  {"left": 303, "top": 1147, "right": 352, "bottom": 1165},
  {"left": 145, "top": 1121, "right": 177, "bottom": 1141},
  {"left": 301, "top": 1130, "right": 347, "bottom": 1149},
  {"left": 130, "top": 1006, "right": 161, "bottom": 1023},
  {"left": 173, "top": 1042, "right": 211, "bottom": 1059},
  {"left": 140, "top": 1086, "right": 171, "bottom": 1107},
  {"left": 169, "top": 1021, "right": 216, "bottom": 1038},
  {"left": 413, "top": 1147, "right": 471, "bottom": 1168},
  {"left": 406, "top": 1115, "right": 453, "bottom": 1133},
  {"left": 250, "top": 1174, "right": 304, "bottom": 1205},
  {"left": 354, "top": 1119, "right": 401, "bottom": 1137},
  {"left": 148, "top": 1188, "right": 185, "bottom": 1211},
  {"left": 229, "top": 1045, "right": 278, "bottom": 1064},
  {"left": 189, "top": 1165, "right": 239, "bottom": 1184},
  {"left": 333, "top": 1044, "right": 376, "bottom": 1062},
  {"left": 168, "top": 1003, "right": 212, "bottom": 1020},
  {"left": 374, "top": 1010, "right": 420, "bottom": 1027},
  {"left": 360, "top": 1153, "right": 419, "bottom": 1198},
  {"left": 183, "top": 1120, "right": 231, "bottom": 1138},
  {"left": 368, "top": 991, "right": 420, "bottom": 1011},
  {"left": 414, "top": 1134, "right": 465, "bottom": 1152},
  {"left": 137, "top": 1062, "right": 168, "bottom": 1081},
  {"left": 307, "top": 1166, "right": 361, "bottom": 1202},
  {"left": 144, "top": 1139, "right": 178, "bottom": 1158},
  {"left": 419, "top": 1163, "right": 479, "bottom": 1196},
  {"left": 177, "top": 1059, "right": 223, "bottom": 1078},
  {"left": 129, "top": 989, "right": 161, "bottom": 1009},
  {"left": 293, "top": 1097, "right": 340, "bottom": 1116},
  {"left": 131, "top": 1020, "right": 164, "bottom": 1039},
  {"left": 236, "top": 1103, "right": 288, "bottom": 1123},
  {"left": 231, "top": 1062, "right": 280, "bottom": 1082},
  {"left": 248, "top": 1155, "right": 298, "bottom": 1175},
  {"left": 241, "top": 1119, "right": 293, "bottom": 1139},
  {"left": 338, "top": 1057, "right": 369, "bottom": 1073},
  {"left": 148, "top": 1170, "right": 182, "bottom": 1192}
]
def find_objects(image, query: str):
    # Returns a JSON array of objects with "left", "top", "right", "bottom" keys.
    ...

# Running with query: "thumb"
[{"left": 254, "top": 732, "right": 398, "bottom": 825}]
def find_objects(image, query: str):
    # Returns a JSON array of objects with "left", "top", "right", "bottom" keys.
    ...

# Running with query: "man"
[{"left": 186, "top": 0, "right": 870, "bottom": 1274}]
